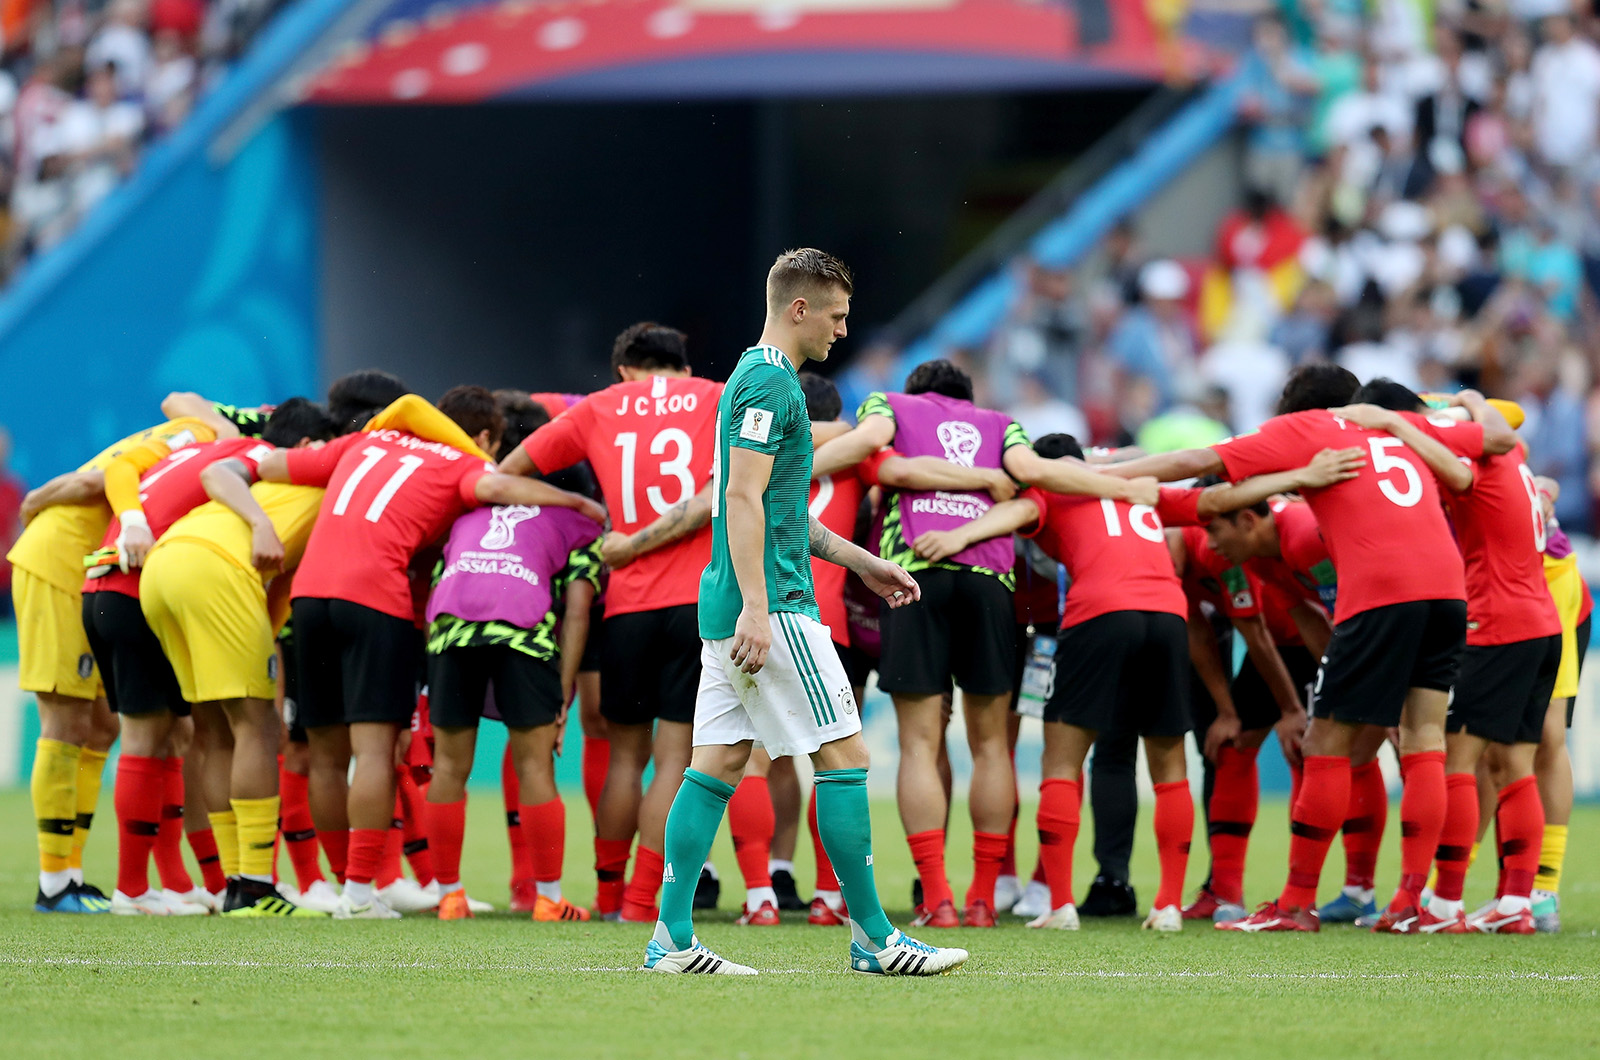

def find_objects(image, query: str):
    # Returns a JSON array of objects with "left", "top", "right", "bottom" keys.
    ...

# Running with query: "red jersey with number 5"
[
  {"left": 522, "top": 375, "right": 722, "bottom": 617},
  {"left": 286, "top": 430, "right": 493, "bottom": 621},
  {"left": 1212, "top": 409, "right": 1482, "bottom": 623}
]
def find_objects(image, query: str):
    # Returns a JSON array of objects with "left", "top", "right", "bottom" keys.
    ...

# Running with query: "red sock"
[
  {"left": 319, "top": 828, "right": 348, "bottom": 884},
  {"left": 1031, "top": 858, "right": 1048, "bottom": 884},
  {"left": 1153, "top": 780, "right": 1194, "bottom": 910},
  {"left": 595, "top": 836, "right": 631, "bottom": 914},
  {"left": 502, "top": 748, "right": 536, "bottom": 884},
  {"left": 582, "top": 736, "right": 609, "bottom": 823},
  {"left": 807, "top": 792, "right": 838, "bottom": 891},
  {"left": 1391, "top": 751, "right": 1446, "bottom": 909},
  {"left": 187, "top": 827, "right": 226, "bottom": 893},
  {"left": 1342, "top": 760, "right": 1387, "bottom": 890},
  {"left": 1433, "top": 772, "right": 1478, "bottom": 902},
  {"left": 153, "top": 757, "right": 193, "bottom": 893},
  {"left": 521, "top": 798, "right": 565, "bottom": 883},
  {"left": 1036, "top": 778, "right": 1081, "bottom": 910},
  {"left": 398, "top": 772, "right": 434, "bottom": 886},
  {"left": 728, "top": 776, "right": 774, "bottom": 891},
  {"left": 1288, "top": 758, "right": 1304, "bottom": 810},
  {"left": 1207, "top": 745, "right": 1258, "bottom": 905},
  {"left": 623, "top": 845, "right": 665, "bottom": 916},
  {"left": 1279, "top": 755, "right": 1351, "bottom": 910},
  {"left": 966, "top": 831, "right": 1010, "bottom": 908},
  {"left": 428, "top": 798, "right": 467, "bottom": 887},
  {"left": 345, "top": 828, "right": 386, "bottom": 886},
  {"left": 279, "top": 766, "right": 324, "bottom": 888},
  {"left": 1495, "top": 775, "right": 1544, "bottom": 899},
  {"left": 375, "top": 799, "right": 404, "bottom": 889},
  {"left": 906, "top": 829, "right": 953, "bottom": 909},
  {"left": 114, "top": 754, "right": 165, "bottom": 898},
  {"left": 1492, "top": 811, "right": 1507, "bottom": 897}
]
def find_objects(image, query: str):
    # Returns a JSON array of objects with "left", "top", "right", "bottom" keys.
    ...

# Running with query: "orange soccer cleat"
[
  {"left": 532, "top": 895, "right": 591, "bottom": 922},
  {"left": 736, "top": 900, "right": 781, "bottom": 926},
  {"left": 437, "top": 889, "right": 474, "bottom": 920},
  {"left": 960, "top": 900, "right": 997, "bottom": 927}
]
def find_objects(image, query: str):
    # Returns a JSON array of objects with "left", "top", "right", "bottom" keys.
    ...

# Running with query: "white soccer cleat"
[
  {"left": 466, "top": 895, "right": 495, "bottom": 914},
  {"left": 333, "top": 892, "right": 402, "bottom": 919},
  {"left": 851, "top": 929, "right": 967, "bottom": 976},
  {"left": 160, "top": 888, "right": 214, "bottom": 915},
  {"left": 1026, "top": 903, "right": 1080, "bottom": 930},
  {"left": 1010, "top": 878, "right": 1052, "bottom": 919},
  {"left": 643, "top": 930, "right": 757, "bottom": 975},
  {"left": 1142, "top": 905, "right": 1183, "bottom": 932},
  {"left": 293, "top": 879, "right": 343, "bottom": 914},
  {"left": 378, "top": 877, "right": 440, "bottom": 913},
  {"left": 111, "top": 889, "right": 172, "bottom": 915},
  {"left": 174, "top": 887, "right": 221, "bottom": 914},
  {"left": 994, "top": 874, "right": 1023, "bottom": 913}
]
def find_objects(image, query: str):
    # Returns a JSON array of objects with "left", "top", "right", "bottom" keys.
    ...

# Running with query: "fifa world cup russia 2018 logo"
[
  {"left": 481, "top": 505, "right": 538, "bottom": 549},
  {"left": 937, "top": 421, "right": 982, "bottom": 468}
]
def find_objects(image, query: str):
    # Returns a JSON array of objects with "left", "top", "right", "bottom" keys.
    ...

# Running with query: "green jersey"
[{"left": 699, "top": 345, "right": 819, "bottom": 640}]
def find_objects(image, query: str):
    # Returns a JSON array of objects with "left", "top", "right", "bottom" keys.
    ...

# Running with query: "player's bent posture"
[{"left": 646, "top": 248, "right": 965, "bottom": 976}]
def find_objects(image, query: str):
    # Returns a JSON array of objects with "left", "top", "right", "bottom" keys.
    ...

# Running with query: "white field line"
[{"left": 0, "top": 955, "right": 1592, "bottom": 982}]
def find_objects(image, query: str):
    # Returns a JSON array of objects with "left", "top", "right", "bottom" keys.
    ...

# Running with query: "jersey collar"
[{"left": 746, "top": 344, "right": 798, "bottom": 374}]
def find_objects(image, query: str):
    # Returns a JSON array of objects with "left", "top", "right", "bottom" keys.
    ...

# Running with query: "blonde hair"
[{"left": 766, "top": 248, "right": 853, "bottom": 317}]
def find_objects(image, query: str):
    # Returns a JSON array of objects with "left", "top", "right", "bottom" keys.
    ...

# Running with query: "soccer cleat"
[
  {"left": 1370, "top": 904, "right": 1421, "bottom": 934},
  {"left": 509, "top": 878, "right": 539, "bottom": 913},
  {"left": 1181, "top": 885, "right": 1223, "bottom": 920},
  {"left": 643, "top": 935, "right": 757, "bottom": 975},
  {"left": 736, "top": 900, "right": 780, "bottom": 926},
  {"left": 1414, "top": 906, "right": 1469, "bottom": 934},
  {"left": 809, "top": 895, "right": 847, "bottom": 926},
  {"left": 111, "top": 889, "right": 172, "bottom": 916},
  {"left": 177, "top": 886, "right": 222, "bottom": 914},
  {"left": 465, "top": 895, "right": 495, "bottom": 914},
  {"left": 160, "top": 888, "right": 213, "bottom": 915},
  {"left": 1079, "top": 875, "right": 1138, "bottom": 917},
  {"left": 911, "top": 898, "right": 960, "bottom": 928},
  {"left": 294, "top": 879, "right": 342, "bottom": 914},
  {"left": 1217, "top": 901, "right": 1319, "bottom": 932},
  {"left": 532, "top": 895, "right": 591, "bottom": 922},
  {"left": 994, "top": 874, "right": 1023, "bottom": 913},
  {"left": 437, "top": 890, "right": 474, "bottom": 920},
  {"left": 1531, "top": 891, "right": 1561, "bottom": 933},
  {"left": 961, "top": 899, "right": 997, "bottom": 927},
  {"left": 1469, "top": 906, "right": 1537, "bottom": 935},
  {"left": 333, "top": 892, "right": 401, "bottom": 919},
  {"left": 693, "top": 866, "right": 720, "bottom": 910},
  {"left": 35, "top": 882, "right": 110, "bottom": 914},
  {"left": 850, "top": 929, "right": 968, "bottom": 976},
  {"left": 223, "top": 878, "right": 324, "bottom": 917},
  {"left": 1010, "top": 879, "right": 1052, "bottom": 919},
  {"left": 1213, "top": 902, "right": 1248, "bottom": 925},
  {"left": 1142, "top": 905, "right": 1183, "bottom": 932},
  {"left": 1026, "top": 903, "right": 1080, "bottom": 930},
  {"left": 78, "top": 881, "right": 111, "bottom": 902},
  {"left": 378, "top": 877, "right": 440, "bottom": 913},
  {"left": 771, "top": 868, "right": 806, "bottom": 911},
  {"left": 1317, "top": 890, "right": 1378, "bottom": 924}
]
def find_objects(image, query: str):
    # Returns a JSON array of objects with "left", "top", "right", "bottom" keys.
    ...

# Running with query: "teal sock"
[
  {"left": 814, "top": 769, "right": 894, "bottom": 948},
  {"left": 658, "top": 768, "right": 734, "bottom": 950}
]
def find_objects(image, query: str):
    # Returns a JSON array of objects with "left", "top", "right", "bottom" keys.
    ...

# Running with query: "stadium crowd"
[
  {"left": 12, "top": 237, "right": 1590, "bottom": 947},
  {"left": 0, "top": 0, "right": 284, "bottom": 273},
  {"left": 893, "top": 0, "right": 1600, "bottom": 539}
]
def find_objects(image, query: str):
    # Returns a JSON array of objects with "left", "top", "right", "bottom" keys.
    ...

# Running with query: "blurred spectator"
[
  {"left": 1134, "top": 382, "right": 1232, "bottom": 453},
  {"left": 1240, "top": 15, "right": 1315, "bottom": 205},
  {"left": 36, "top": 61, "right": 143, "bottom": 240},
  {"left": 1519, "top": 352, "right": 1590, "bottom": 532},
  {"left": 1529, "top": 14, "right": 1600, "bottom": 169},
  {"left": 1199, "top": 310, "right": 1291, "bottom": 433},
  {"left": 1270, "top": 279, "right": 1337, "bottom": 363},
  {"left": 1108, "top": 259, "right": 1197, "bottom": 408},
  {"left": 1008, "top": 371, "right": 1088, "bottom": 442},
  {"left": 988, "top": 259, "right": 1083, "bottom": 407},
  {"left": 836, "top": 337, "right": 901, "bottom": 421},
  {"left": 86, "top": 0, "right": 152, "bottom": 99},
  {"left": 144, "top": 28, "right": 196, "bottom": 133}
]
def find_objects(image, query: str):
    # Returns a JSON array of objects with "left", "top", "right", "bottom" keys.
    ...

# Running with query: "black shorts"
[
  {"left": 834, "top": 639, "right": 875, "bottom": 689},
  {"left": 279, "top": 634, "right": 307, "bottom": 744},
  {"left": 1568, "top": 613, "right": 1592, "bottom": 726},
  {"left": 1312, "top": 599, "right": 1466, "bottom": 728},
  {"left": 1047, "top": 610, "right": 1190, "bottom": 737},
  {"left": 1196, "top": 643, "right": 1320, "bottom": 734},
  {"left": 291, "top": 597, "right": 422, "bottom": 728},
  {"left": 600, "top": 604, "right": 701, "bottom": 726},
  {"left": 82, "top": 590, "right": 188, "bottom": 717},
  {"left": 428, "top": 646, "right": 562, "bottom": 729},
  {"left": 579, "top": 601, "right": 604, "bottom": 673},
  {"left": 1449, "top": 635, "right": 1562, "bottom": 745},
  {"left": 878, "top": 567, "right": 1015, "bottom": 696}
]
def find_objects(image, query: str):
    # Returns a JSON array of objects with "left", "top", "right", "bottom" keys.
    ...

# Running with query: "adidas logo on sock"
[{"left": 662, "top": 863, "right": 676, "bottom": 884}]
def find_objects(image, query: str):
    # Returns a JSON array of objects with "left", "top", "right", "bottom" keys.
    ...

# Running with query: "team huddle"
[{"left": 16, "top": 249, "right": 1589, "bottom": 976}]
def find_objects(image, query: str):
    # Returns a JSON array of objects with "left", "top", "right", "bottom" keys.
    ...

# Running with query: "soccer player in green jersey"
[{"left": 643, "top": 249, "right": 968, "bottom": 976}]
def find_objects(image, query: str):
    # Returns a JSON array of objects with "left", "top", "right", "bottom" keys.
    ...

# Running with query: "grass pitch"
[{"left": 1, "top": 789, "right": 1596, "bottom": 1059}]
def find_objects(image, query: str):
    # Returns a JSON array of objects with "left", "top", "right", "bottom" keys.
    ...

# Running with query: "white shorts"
[{"left": 694, "top": 610, "right": 862, "bottom": 758}]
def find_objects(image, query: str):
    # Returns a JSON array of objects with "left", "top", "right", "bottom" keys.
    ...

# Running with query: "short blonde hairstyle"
[{"left": 766, "top": 248, "right": 853, "bottom": 317}]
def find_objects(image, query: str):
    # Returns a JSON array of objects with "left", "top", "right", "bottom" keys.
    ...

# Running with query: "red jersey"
[
  {"left": 1178, "top": 525, "right": 1261, "bottom": 621},
  {"left": 1440, "top": 447, "right": 1562, "bottom": 646},
  {"left": 1021, "top": 486, "right": 1191, "bottom": 627},
  {"left": 1213, "top": 409, "right": 1482, "bottom": 623},
  {"left": 287, "top": 430, "right": 494, "bottom": 621},
  {"left": 1259, "top": 581, "right": 1306, "bottom": 646},
  {"left": 1244, "top": 498, "right": 1338, "bottom": 615},
  {"left": 522, "top": 375, "right": 721, "bottom": 617},
  {"left": 86, "top": 437, "right": 274, "bottom": 599},
  {"left": 810, "top": 461, "right": 871, "bottom": 648}
]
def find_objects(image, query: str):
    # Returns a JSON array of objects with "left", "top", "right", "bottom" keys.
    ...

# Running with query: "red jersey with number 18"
[
  {"left": 286, "top": 430, "right": 494, "bottom": 621},
  {"left": 1212, "top": 409, "right": 1482, "bottom": 624},
  {"left": 521, "top": 375, "right": 722, "bottom": 617}
]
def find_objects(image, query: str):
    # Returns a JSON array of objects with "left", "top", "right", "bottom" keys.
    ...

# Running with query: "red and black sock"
[
  {"left": 1207, "top": 745, "right": 1258, "bottom": 905},
  {"left": 1279, "top": 755, "right": 1350, "bottom": 910},
  {"left": 1390, "top": 751, "right": 1446, "bottom": 911},
  {"left": 1036, "top": 778, "right": 1081, "bottom": 910},
  {"left": 1433, "top": 772, "right": 1478, "bottom": 902},
  {"left": 152, "top": 757, "right": 193, "bottom": 893},
  {"left": 114, "top": 755, "right": 165, "bottom": 898},
  {"left": 1342, "top": 759, "right": 1387, "bottom": 891},
  {"left": 728, "top": 776, "right": 774, "bottom": 893}
]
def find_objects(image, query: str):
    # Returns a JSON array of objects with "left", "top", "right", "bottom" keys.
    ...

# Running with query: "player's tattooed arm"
[
  {"left": 19, "top": 470, "right": 105, "bottom": 523},
  {"left": 811, "top": 414, "right": 895, "bottom": 478},
  {"left": 876, "top": 455, "right": 1017, "bottom": 503},
  {"left": 200, "top": 460, "right": 284, "bottom": 571},
  {"left": 910, "top": 498, "right": 1042, "bottom": 563},
  {"left": 1004, "top": 446, "right": 1161, "bottom": 505},
  {"left": 1194, "top": 448, "right": 1365, "bottom": 519},
  {"left": 602, "top": 482, "right": 713, "bottom": 569},
  {"left": 808, "top": 515, "right": 921, "bottom": 609}
]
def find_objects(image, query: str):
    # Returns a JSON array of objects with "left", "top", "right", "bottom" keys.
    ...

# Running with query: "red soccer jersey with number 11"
[
  {"left": 1212, "top": 408, "right": 1484, "bottom": 624},
  {"left": 522, "top": 375, "right": 722, "bottom": 617},
  {"left": 286, "top": 430, "right": 494, "bottom": 621}
]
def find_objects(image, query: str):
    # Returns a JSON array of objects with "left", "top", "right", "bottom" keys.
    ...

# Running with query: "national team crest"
[{"left": 936, "top": 420, "right": 982, "bottom": 468}]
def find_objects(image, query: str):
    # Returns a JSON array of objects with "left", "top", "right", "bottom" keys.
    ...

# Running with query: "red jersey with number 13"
[
  {"left": 1212, "top": 409, "right": 1481, "bottom": 623},
  {"left": 286, "top": 430, "right": 494, "bottom": 621},
  {"left": 521, "top": 375, "right": 722, "bottom": 617}
]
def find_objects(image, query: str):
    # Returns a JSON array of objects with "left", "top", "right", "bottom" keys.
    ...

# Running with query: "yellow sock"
[
  {"left": 31, "top": 739, "right": 80, "bottom": 875},
  {"left": 1535, "top": 824, "right": 1567, "bottom": 893},
  {"left": 208, "top": 811, "right": 241, "bottom": 878},
  {"left": 71, "top": 747, "right": 109, "bottom": 871},
  {"left": 231, "top": 798, "right": 279, "bottom": 879},
  {"left": 1467, "top": 841, "right": 1480, "bottom": 870}
]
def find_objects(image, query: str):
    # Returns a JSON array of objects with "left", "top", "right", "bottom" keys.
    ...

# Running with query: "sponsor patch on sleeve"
[{"left": 740, "top": 407, "right": 773, "bottom": 444}]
